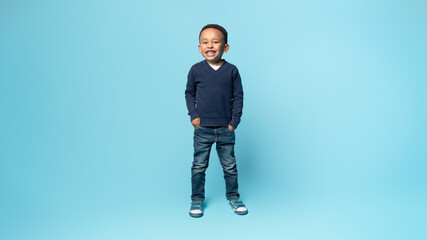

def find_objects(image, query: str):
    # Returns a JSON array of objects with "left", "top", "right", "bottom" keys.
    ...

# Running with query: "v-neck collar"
[{"left": 202, "top": 59, "right": 228, "bottom": 74}]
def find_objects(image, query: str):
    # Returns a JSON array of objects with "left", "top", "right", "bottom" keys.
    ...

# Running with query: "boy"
[{"left": 185, "top": 24, "right": 248, "bottom": 217}]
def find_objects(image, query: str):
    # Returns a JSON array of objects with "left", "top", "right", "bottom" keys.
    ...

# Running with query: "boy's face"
[{"left": 198, "top": 28, "right": 229, "bottom": 64}]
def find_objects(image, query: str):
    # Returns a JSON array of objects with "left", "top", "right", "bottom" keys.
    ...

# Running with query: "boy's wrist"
[{"left": 191, "top": 117, "right": 200, "bottom": 126}]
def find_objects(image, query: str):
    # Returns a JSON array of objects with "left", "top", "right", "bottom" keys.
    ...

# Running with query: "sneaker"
[
  {"left": 229, "top": 198, "right": 248, "bottom": 215},
  {"left": 189, "top": 201, "right": 203, "bottom": 218}
]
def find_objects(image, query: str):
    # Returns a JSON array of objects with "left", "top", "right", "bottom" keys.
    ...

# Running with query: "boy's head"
[{"left": 198, "top": 24, "right": 229, "bottom": 64}]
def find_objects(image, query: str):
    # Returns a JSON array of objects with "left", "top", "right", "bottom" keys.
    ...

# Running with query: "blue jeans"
[{"left": 191, "top": 126, "right": 240, "bottom": 201}]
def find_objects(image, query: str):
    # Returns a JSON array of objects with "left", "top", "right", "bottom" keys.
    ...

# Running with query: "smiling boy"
[{"left": 185, "top": 24, "right": 248, "bottom": 217}]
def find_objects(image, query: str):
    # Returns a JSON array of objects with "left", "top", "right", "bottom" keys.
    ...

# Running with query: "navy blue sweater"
[{"left": 185, "top": 60, "right": 244, "bottom": 129}]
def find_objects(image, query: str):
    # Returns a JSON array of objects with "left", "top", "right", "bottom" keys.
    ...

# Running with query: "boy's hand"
[
  {"left": 192, "top": 118, "right": 201, "bottom": 130},
  {"left": 228, "top": 125, "right": 235, "bottom": 131}
]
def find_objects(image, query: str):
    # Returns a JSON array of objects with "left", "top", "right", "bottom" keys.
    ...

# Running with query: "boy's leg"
[
  {"left": 216, "top": 127, "right": 240, "bottom": 200},
  {"left": 191, "top": 127, "right": 214, "bottom": 201}
]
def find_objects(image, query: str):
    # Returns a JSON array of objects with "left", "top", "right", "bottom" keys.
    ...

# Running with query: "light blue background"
[{"left": 1, "top": 0, "right": 426, "bottom": 239}]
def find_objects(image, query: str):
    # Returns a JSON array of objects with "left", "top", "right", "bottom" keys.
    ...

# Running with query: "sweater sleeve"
[
  {"left": 229, "top": 68, "right": 244, "bottom": 129},
  {"left": 185, "top": 67, "right": 199, "bottom": 120}
]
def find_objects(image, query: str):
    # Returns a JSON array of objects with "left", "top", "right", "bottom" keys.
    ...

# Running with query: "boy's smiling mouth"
[{"left": 205, "top": 50, "right": 216, "bottom": 57}]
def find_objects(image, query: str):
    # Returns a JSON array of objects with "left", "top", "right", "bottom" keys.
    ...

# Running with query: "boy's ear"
[
  {"left": 198, "top": 44, "right": 202, "bottom": 53},
  {"left": 223, "top": 44, "right": 230, "bottom": 52}
]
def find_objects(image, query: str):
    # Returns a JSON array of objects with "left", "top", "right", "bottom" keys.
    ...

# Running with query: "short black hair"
[{"left": 199, "top": 24, "right": 228, "bottom": 44}]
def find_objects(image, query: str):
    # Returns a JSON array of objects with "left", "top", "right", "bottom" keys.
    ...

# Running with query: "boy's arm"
[
  {"left": 185, "top": 67, "right": 199, "bottom": 121},
  {"left": 229, "top": 68, "right": 244, "bottom": 129}
]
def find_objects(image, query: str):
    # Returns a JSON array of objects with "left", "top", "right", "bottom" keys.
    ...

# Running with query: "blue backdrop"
[{"left": 1, "top": 0, "right": 426, "bottom": 239}]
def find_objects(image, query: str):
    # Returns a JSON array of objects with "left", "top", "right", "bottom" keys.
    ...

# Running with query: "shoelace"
[
  {"left": 230, "top": 199, "right": 245, "bottom": 208},
  {"left": 191, "top": 202, "right": 203, "bottom": 209}
]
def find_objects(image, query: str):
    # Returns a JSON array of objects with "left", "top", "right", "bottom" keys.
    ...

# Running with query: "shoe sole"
[
  {"left": 234, "top": 211, "right": 248, "bottom": 215},
  {"left": 230, "top": 207, "right": 248, "bottom": 215},
  {"left": 189, "top": 212, "right": 203, "bottom": 218}
]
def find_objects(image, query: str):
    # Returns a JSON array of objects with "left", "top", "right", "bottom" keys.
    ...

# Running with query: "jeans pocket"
[{"left": 225, "top": 127, "right": 235, "bottom": 134}]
